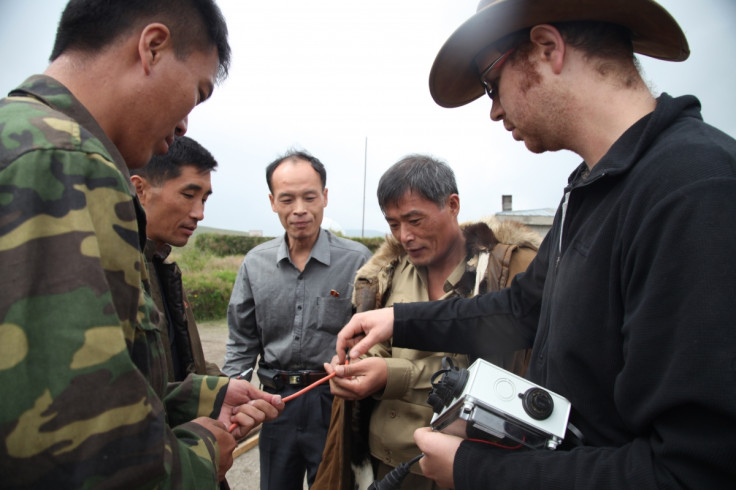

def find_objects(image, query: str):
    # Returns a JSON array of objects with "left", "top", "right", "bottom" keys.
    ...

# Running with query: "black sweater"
[{"left": 394, "top": 94, "right": 736, "bottom": 489}]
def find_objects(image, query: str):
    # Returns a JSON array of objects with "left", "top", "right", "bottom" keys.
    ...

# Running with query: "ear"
[
  {"left": 269, "top": 193, "right": 276, "bottom": 212},
  {"left": 130, "top": 174, "right": 153, "bottom": 206},
  {"left": 447, "top": 193, "right": 460, "bottom": 216},
  {"left": 322, "top": 187, "right": 329, "bottom": 207},
  {"left": 138, "top": 23, "right": 172, "bottom": 75},
  {"left": 529, "top": 24, "right": 566, "bottom": 74}
]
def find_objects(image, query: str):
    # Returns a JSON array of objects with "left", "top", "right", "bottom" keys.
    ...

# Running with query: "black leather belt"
[{"left": 276, "top": 370, "right": 328, "bottom": 387}]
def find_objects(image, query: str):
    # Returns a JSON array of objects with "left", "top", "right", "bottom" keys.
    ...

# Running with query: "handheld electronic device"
[{"left": 428, "top": 357, "right": 571, "bottom": 450}]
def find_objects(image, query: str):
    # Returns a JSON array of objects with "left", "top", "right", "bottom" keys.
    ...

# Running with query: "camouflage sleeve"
[
  {"left": 165, "top": 374, "right": 230, "bottom": 427},
  {"left": 0, "top": 141, "right": 220, "bottom": 488}
]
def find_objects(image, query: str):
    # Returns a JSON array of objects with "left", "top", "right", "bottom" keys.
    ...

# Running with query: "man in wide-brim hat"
[
  {"left": 333, "top": 1, "right": 736, "bottom": 488},
  {"left": 429, "top": 0, "right": 689, "bottom": 108}
]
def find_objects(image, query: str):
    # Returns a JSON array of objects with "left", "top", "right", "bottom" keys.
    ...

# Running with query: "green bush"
[
  {"left": 194, "top": 233, "right": 272, "bottom": 256},
  {"left": 349, "top": 236, "right": 385, "bottom": 253},
  {"left": 215, "top": 270, "right": 238, "bottom": 284},
  {"left": 174, "top": 246, "right": 242, "bottom": 321},
  {"left": 194, "top": 232, "right": 386, "bottom": 256},
  {"left": 184, "top": 282, "right": 231, "bottom": 321}
]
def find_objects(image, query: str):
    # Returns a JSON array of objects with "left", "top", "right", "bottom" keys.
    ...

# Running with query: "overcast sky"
[{"left": 2, "top": 0, "right": 734, "bottom": 237}]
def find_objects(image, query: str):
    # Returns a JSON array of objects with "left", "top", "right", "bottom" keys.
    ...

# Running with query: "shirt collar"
[
  {"left": 444, "top": 258, "right": 469, "bottom": 292},
  {"left": 143, "top": 238, "right": 172, "bottom": 262},
  {"left": 276, "top": 228, "right": 331, "bottom": 267},
  {"left": 397, "top": 252, "right": 469, "bottom": 296}
]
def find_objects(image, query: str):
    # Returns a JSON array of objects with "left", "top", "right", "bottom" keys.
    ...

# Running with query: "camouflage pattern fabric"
[{"left": 0, "top": 76, "right": 229, "bottom": 489}]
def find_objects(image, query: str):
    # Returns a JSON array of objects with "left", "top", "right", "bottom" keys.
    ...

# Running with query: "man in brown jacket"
[
  {"left": 132, "top": 136, "right": 224, "bottom": 380},
  {"left": 314, "top": 154, "right": 539, "bottom": 489}
]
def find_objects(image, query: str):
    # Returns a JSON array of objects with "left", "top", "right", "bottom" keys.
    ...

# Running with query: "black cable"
[{"left": 367, "top": 453, "right": 424, "bottom": 490}]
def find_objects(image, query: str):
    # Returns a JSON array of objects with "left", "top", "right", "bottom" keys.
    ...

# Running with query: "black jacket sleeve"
[{"left": 392, "top": 233, "right": 548, "bottom": 358}]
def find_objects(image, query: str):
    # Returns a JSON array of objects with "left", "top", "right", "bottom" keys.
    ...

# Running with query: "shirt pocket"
[
  {"left": 129, "top": 297, "right": 168, "bottom": 396},
  {"left": 316, "top": 296, "right": 353, "bottom": 334}
]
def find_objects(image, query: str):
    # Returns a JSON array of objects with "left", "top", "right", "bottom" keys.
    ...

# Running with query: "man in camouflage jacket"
[
  {"left": 0, "top": 2, "right": 282, "bottom": 488},
  {"left": 132, "top": 136, "right": 225, "bottom": 382}
]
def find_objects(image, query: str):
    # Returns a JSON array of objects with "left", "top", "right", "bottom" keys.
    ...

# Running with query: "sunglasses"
[{"left": 479, "top": 48, "right": 516, "bottom": 102}]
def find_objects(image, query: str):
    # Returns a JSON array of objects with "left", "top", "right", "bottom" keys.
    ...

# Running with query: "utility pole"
[{"left": 361, "top": 137, "right": 367, "bottom": 238}]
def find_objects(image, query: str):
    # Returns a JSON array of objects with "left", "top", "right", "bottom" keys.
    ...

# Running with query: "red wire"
[
  {"left": 228, "top": 360, "right": 347, "bottom": 433},
  {"left": 282, "top": 371, "right": 337, "bottom": 402},
  {"left": 467, "top": 437, "right": 524, "bottom": 450}
]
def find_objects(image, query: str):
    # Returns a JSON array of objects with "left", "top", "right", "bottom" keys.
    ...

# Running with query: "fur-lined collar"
[
  {"left": 356, "top": 216, "right": 540, "bottom": 284},
  {"left": 350, "top": 217, "right": 541, "bottom": 311}
]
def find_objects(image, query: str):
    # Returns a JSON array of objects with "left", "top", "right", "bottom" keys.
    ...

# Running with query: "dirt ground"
[
  {"left": 198, "top": 320, "right": 261, "bottom": 490},
  {"left": 198, "top": 320, "right": 309, "bottom": 490},
  {"left": 197, "top": 319, "right": 230, "bottom": 371}
]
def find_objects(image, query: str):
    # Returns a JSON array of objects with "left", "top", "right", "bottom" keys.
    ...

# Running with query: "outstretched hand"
[
  {"left": 324, "top": 355, "right": 388, "bottom": 400},
  {"left": 336, "top": 307, "right": 395, "bottom": 363}
]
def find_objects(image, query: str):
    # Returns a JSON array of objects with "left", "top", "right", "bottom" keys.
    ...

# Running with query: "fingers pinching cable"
[{"left": 228, "top": 354, "right": 351, "bottom": 433}]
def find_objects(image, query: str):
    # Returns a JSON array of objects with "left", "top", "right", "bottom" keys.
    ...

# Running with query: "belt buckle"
[{"left": 288, "top": 374, "right": 302, "bottom": 385}]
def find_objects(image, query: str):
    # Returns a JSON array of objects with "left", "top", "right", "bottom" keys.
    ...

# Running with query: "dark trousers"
[{"left": 259, "top": 384, "right": 333, "bottom": 490}]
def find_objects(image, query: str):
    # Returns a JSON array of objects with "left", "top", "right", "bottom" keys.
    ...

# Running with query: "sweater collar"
[{"left": 567, "top": 93, "right": 702, "bottom": 189}]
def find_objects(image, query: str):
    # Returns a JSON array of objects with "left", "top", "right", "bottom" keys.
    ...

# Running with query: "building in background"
[{"left": 495, "top": 195, "right": 555, "bottom": 238}]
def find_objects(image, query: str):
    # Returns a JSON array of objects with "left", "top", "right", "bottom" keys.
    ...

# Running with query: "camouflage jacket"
[{"left": 0, "top": 76, "right": 229, "bottom": 489}]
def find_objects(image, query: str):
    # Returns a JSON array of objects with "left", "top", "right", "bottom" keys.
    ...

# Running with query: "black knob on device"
[
  {"left": 521, "top": 387, "right": 554, "bottom": 420},
  {"left": 427, "top": 357, "right": 468, "bottom": 414}
]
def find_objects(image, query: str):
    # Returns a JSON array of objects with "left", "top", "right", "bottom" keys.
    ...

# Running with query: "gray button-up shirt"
[{"left": 223, "top": 229, "right": 372, "bottom": 378}]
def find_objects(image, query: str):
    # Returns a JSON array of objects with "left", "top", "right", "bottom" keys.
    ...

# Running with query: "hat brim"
[{"left": 429, "top": 0, "right": 689, "bottom": 108}]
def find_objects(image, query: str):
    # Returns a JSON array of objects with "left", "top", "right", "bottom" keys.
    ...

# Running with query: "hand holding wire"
[{"left": 228, "top": 355, "right": 350, "bottom": 433}]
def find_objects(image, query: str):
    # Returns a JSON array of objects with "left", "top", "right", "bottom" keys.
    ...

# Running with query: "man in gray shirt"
[{"left": 224, "top": 150, "right": 372, "bottom": 490}]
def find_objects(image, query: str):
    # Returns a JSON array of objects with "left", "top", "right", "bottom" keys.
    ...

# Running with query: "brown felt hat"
[{"left": 429, "top": 0, "right": 689, "bottom": 108}]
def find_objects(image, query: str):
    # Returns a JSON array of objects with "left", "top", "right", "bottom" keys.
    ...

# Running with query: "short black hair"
[
  {"left": 377, "top": 154, "right": 458, "bottom": 211},
  {"left": 265, "top": 149, "right": 327, "bottom": 193},
  {"left": 50, "top": 0, "right": 231, "bottom": 82},
  {"left": 131, "top": 136, "right": 217, "bottom": 186}
]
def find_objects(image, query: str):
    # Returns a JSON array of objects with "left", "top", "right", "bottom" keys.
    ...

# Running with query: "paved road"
[{"left": 225, "top": 442, "right": 261, "bottom": 490}]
